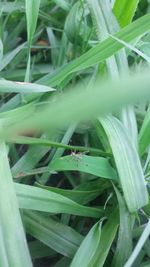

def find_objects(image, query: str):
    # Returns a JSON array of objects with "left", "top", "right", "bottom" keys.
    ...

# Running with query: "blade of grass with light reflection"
[
  {"left": 39, "top": 12, "right": 150, "bottom": 86},
  {"left": 23, "top": 210, "right": 83, "bottom": 258},
  {"left": 99, "top": 115, "right": 148, "bottom": 212},
  {"left": 0, "top": 122, "right": 33, "bottom": 267},
  {"left": 25, "top": 0, "right": 40, "bottom": 81},
  {"left": 113, "top": 0, "right": 140, "bottom": 28}
]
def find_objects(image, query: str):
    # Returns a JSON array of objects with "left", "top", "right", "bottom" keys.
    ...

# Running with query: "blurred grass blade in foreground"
[{"left": 1, "top": 70, "right": 150, "bottom": 139}]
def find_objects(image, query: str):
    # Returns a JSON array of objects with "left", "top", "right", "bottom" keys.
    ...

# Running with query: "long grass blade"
[
  {"left": 25, "top": 0, "right": 40, "bottom": 81},
  {"left": 0, "top": 123, "right": 33, "bottom": 267},
  {"left": 23, "top": 211, "right": 83, "bottom": 258},
  {"left": 113, "top": 0, "right": 140, "bottom": 27},
  {"left": 70, "top": 221, "right": 102, "bottom": 267},
  {"left": 99, "top": 115, "right": 148, "bottom": 212},
  {"left": 112, "top": 186, "right": 133, "bottom": 266},
  {"left": 71, "top": 209, "right": 119, "bottom": 267},
  {"left": 0, "top": 80, "right": 54, "bottom": 93},
  {"left": 39, "top": 13, "right": 150, "bottom": 86},
  {"left": 2, "top": 71, "right": 150, "bottom": 139},
  {"left": 139, "top": 106, "right": 150, "bottom": 155},
  {"left": 124, "top": 220, "right": 150, "bottom": 267},
  {"left": 15, "top": 183, "right": 102, "bottom": 218}
]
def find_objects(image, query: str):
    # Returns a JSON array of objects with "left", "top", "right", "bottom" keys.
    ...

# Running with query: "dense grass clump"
[{"left": 0, "top": 1, "right": 150, "bottom": 266}]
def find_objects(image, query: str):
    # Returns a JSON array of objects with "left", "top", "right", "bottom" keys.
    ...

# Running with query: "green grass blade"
[
  {"left": 2, "top": 12, "right": 150, "bottom": 108},
  {"left": 39, "top": 13, "right": 150, "bottom": 86},
  {"left": 29, "top": 240, "right": 56, "bottom": 259},
  {"left": 39, "top": 124, "right": 77, "bottom": 184},
  {"left": 11, "top": 127, "right": 76, "bottom": 184},
  {"left": 0, "top": 224, "right": 9, "bottom": 267},
  {"left": 0, "top": 42, "right": 26, "bottom": 71},
  {"left": 8, "top": 135, "right": 110, "bottom": 156},
  {"left": 15, "top": 183, "right": 102, "bottom": 218},
  {"left": 87, "top": 0, "right": 119, "bottom": 80},
  {"left": 139, "top": 106, "right": 150, "bottom": 155},
  {"left": 71, "top": 209, "right": 119, "bottom": 267},
  {"left": 3, "top": 70, "right": 150, "bottom": 140},
  {"left": 113, "top": 0, "right": 140, "bottom": 27},
  {"left": 0, "top": 80, "right": 55, "bottom": 93},
  {"left": 0, "top": 127, "right": 33, "bottom": 267},
  {"left": 124, "top": 220, "right": 150, "bottom": 267},
  {"left": 0, "top": 3, "right": 150, "bottom": 265},
  {"left": 109, "top": 34, "right": 150, "bottom": 63},
  {"left": 112, "top": 186, "right": 133, "bottom": 266},
  {"left": 53, "top": 0, "right": 70, "bottom": 11},
  {"left": 92, "top": 209, "right": 119, "bottom": 266},
  {"left": 23, "top": 211, "right": 83, "bottom": 258},
  {"left": 25, "top": 0, "right": 40, "bottom": 47},
  {"left": 25, "top": 0, "right": 40, "bottom": 81},
  {"left": 88, "top": 0, "right": 138, "bottom": 146},
  {"left": 35, "top": 180, "right": 109, "bottom": 205},
  {"left": 11, "top": 137, "right": 51, "bottom": 179},
  {"left": 13, "top": 154, "right": 116, "bottom": 179},
  {"left": 47, "top": 154, "right": 117, "bottom": 180},
  {"left": 70, "top": 221, "right": 102, "bottom": 267},
  {"left": 99, "top": 115, "right": 148, "bottom": 212},
  {"left": 54, "top": 257, "right": 71, "bottom": 267}
]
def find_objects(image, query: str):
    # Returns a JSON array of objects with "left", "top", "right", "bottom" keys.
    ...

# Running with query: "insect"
[{"left": 70, "top": 152, "right": 83, "bottom": 165}]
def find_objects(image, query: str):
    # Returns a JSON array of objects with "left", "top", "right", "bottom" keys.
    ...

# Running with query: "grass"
[{"left": 0, "top": 0, "right": 150, "bottom": 266}]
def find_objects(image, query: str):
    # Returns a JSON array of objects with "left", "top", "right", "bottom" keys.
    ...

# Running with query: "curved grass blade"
[
  {"left": 35, "top": 180, "right": 109, "bottom": 205},
  {"left": 113, "top": 0, "right": 140, "bottom": 27},
  {"left": 12, "top": 154, "right": 116, "bottom": 180},
  {"left": 70, "top": 221, "right": 102, "bottom": 267},
  {"left": 92, "top": 209, "right": 119, "bottom": 267},
  {"left": 99, "top": 115, "right": 148, "bottom": 212},
  {"left": 15, "top": 183, "right": 102, "bottom": 218},
  {"left": 71, "top": 209, "right": 119, "bottom": 267},
  {"left": 23, "top": 211, "right": 83, "bottom": 258},
  {"left": 40, "top": 13, "right": 150, "bottom": 86},
  {"left": 48, "top": 154, "right": 117, "bottom": 180},
  {"left": 0, "top": 42, "right": 26, "bottom": 71},
  {"left": 0, "top": 80, "right": 55, "bottom": 93}
]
